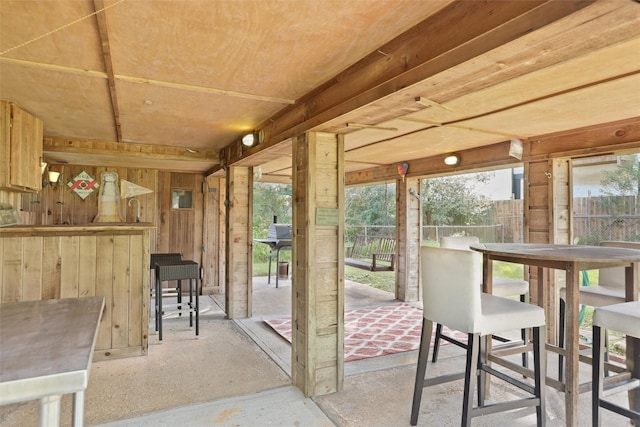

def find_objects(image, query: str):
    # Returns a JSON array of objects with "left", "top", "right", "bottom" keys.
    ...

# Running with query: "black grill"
[
  {"left": 255, "top": 223, "right": 292, "bottom": 287},
  {"left": 256, "top": 223, "right": 292, "bottom": 250}
]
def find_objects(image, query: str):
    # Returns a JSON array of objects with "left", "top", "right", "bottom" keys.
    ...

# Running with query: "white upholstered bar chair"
[
  {"left": 592, "top": 301, "right": 640, "bottom": 425},
  {"left": 558, "top": 240, "right": 640, "bottom": 381},
  {"left": 411, "top": 246, "right": 546, "bottom": 427},
  {"left": 433, "top": 236, "right": 530, "bottom": 368}
]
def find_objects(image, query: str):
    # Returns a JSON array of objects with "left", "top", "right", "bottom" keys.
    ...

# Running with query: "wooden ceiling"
[{"left": 1, "top": 1, "right": 639, "bottom": 179}]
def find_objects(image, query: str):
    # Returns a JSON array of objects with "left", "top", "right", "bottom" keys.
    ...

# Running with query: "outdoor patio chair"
[
  {"left": 558, "top": 240, "right": 640, "bottom": 381},
  {"left": 411, "top": 246, "right": 546, "bottom": 426},
  {"left": 592, "top": 301, "right": 640, "bottom": 425},
  {"left": 432, "top": 236, "right": 530, "bottom": 368}
]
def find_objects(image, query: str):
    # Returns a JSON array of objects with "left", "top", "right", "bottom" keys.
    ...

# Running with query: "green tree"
[
  {"left": 345, "top": 183, "right": 396, "bottom": 241},
  {"left": 253, "top": 183, "right": 292, "bottom": 262},
  {"left": 598, "top": 154, "right": 640, "bottom": 215},
  {"left": 422, "top": 174, "right": 494, "bottom": 226}
]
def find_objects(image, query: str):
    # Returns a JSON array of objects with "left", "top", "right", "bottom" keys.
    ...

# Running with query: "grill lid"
[{"left": 267, "top": 223, "right": 292, "bottom": 240}]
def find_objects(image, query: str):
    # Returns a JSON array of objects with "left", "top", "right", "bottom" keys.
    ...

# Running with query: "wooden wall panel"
[
  {"left": 111, "top": 235, "right": 130, "bottom": 349},
  {"left": 1, "top": 237, "right": 21, "bottom": 302},
  {"left": 128, "top": 233, "right": 144, "bottom": 350},
  {"left": 95, "top": 235, "right": 114, "bottom": 351},
  {"left": 0, "top": 226, "right": 151, "bottom": 359},
  {"left": 22, "top": 236, "right": 43, "bottom": 301},
  {"left": 60, "top": 236, "right": 79, "bottom": 298},
  {"left": 78, "top": 236, "right": 97, "bottom": 297},
  {"left": 41, "top": 236, "right": 60, "bottom": 300}
]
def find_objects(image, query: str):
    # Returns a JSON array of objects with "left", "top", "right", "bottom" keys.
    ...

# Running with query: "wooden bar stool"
[
  {"left": 592, "top": 301, "right": 640, "bottom": 425},
  {"left": 155, "top": 260, "right": 200, "bottom": 341}
]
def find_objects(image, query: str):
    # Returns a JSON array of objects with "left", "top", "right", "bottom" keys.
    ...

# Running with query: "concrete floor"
[{"left": 0, "top": 276, "right": 633, "bottom": 426}]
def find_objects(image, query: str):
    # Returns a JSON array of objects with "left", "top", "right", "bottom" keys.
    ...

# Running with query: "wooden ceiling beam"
[
  {"left": 345, "top": 118, "right": 640, "bottom": 185},
  {"left": 224, "top": 0, "right": 593, "bottom": 167},
  {"left": 43, "top": 136, "right": 218, "bottom": 173},
  {"left": 93, "top": 0, "right": 122, "bottom": 143}
]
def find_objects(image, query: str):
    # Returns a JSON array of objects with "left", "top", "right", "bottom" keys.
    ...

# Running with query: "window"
[
  {"left": 171, "top": 189, "right": 192, "bottom": 209},
  {"left": 572, "top": 153, "right": 640, "bottom": 244}
]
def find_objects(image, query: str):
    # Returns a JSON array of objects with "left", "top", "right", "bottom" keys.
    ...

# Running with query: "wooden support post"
[
  {"left": 550, "top": 158, "right": 571, "bottom": 343},
  {"left": 292, "top": 132, "right": 344, "bottom": 397},
  {"left": 224, "top": 166, "right": 252, "bottom": 319},
  {"left": 396, "top": 177, "right": 422, "bottom": 301}
]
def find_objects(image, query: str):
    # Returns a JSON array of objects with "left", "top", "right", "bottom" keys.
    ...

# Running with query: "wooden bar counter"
[{"left": 0, "top": 224, "right": 153, "bottom": 360}]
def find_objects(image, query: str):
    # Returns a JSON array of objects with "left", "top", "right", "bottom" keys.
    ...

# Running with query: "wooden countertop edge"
[{"left": 0, "top": 223, "right": 156, "bottom": 237}]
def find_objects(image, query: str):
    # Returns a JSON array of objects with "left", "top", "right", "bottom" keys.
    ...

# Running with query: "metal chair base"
[{"left": 411, "top": 319, "right": 546, "bottom": 427}]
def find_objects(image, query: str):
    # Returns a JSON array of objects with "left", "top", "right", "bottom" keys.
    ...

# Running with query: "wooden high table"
[
  {"left": 470, "top": 243, "right": 640, "bottom": 427},
  {"left": 0, "top": 297, "right": 105, "bottom": 426}
]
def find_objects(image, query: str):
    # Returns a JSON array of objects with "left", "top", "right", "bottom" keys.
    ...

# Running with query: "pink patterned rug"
[{"left": 265, "top": 303, "right": 464, "bottom": 362}]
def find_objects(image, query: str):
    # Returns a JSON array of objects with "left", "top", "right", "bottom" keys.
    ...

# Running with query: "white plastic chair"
[
  {"left": 433, "top": 236, "right": 530, "bottom": 367},
  {"left": 558, "top": 240, "right": 640, "bottom": 381},
  {"left": 411, "top": 246, "right": 546, "bottom": 426},
  {"left": 592, "top": 301, "right": 640, "bottom": 425}
]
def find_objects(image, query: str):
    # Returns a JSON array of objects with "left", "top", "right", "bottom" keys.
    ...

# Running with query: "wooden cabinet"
[{"left": 0, "top": 100, "right": 43, "bottom": 192}]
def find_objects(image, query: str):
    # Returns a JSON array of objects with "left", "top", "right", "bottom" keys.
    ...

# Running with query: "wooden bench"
[{"left": 345, "top": 235, "right": 396, "bottom": 271}]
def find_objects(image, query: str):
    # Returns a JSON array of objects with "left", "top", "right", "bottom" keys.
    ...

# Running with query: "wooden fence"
[
  {"left": 347, "top": 196, "right": 640, "bottom": 246},
  {"left": 573, "top": 195, "right": 640, "bottom": 243}
]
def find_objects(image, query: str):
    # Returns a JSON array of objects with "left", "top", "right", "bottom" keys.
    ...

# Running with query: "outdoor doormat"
[{"left": 264, "top": 303, "right": 466, "bottom": 362}]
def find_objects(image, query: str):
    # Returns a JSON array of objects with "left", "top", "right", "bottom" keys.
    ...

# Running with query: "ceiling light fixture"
[
  {"left": 241, "top": 133, "right": 256, "bottom": 147},
  {"left": 444, "top": 154, "right": 460, "bottom": 166}
]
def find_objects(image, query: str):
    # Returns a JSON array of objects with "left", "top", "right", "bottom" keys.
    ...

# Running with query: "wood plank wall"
[
  {"left": 19, "top": 165, "right": 156, "bottom": 226},
  {"left": 1, "top": 165, "right": 220, "bottom": 292}
]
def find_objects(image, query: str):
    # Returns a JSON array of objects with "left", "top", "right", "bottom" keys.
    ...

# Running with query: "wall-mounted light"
[
  {"left": 48, "top": 171, "right": 61, "bottom": 185},
  {"left": 40, "top": 161, "right": 48, "bottom": 175},
  {"left": 242, "top": 133, "right": 256, "bottom": 147},
  {"left": 444, "top": 154, "right": 460, "bottom": 166}
]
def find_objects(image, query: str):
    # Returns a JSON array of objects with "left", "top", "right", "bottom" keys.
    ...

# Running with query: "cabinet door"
[{"left": 1, "top": 102, "right": 43, "bottom": 191}]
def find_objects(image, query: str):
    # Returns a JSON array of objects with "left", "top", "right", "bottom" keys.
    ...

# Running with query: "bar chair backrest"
[
  {"left": 422, "top": 246, "right": 483, "bottom": 334},
  {"left": 598, "top": 241, "right": 640, "bottom": 290}
]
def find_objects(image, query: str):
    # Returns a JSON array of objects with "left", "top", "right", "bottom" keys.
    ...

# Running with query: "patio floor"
[{"left": 0, "top": 276, "right": 632, "bottom": 426}]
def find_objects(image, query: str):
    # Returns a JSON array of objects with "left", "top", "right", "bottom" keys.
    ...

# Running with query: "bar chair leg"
[
  {"left": 177, "top": 279, "right": 182, "bottom": 317},
  {"left": 158, "top": 277, "right": 163, "bottom": 341},
  {"left": 188, "top": 278, "right": 194, "bottom": 327},
  {"left": 477, "top": 333, "right": 487, "bottom": 407},
  {"left": 410, "top": 319, "right": 433, "bottom": 426},
  {"left": 195, "top": 279, "right": 200, "bottom": 336},
  {"left": 592, "top": 324, "right": 605, "bottom": 427},
  {"left": 558, "top": 298, "right": 565, "bottom": 382},
  {"left": 520, "top": 294, "right": 529, "bottom": 369},
  {"left": 533, "top": 326, "right": 546, "bottom": 427},
  {"left": 432, "top": 323, "right": 443, "bottom": 362},
  {"left": 155, "top": 277, "right": 159, "bottom": 332},
  {"left": 462, "top": 333, "right": 479, "bottom": 427}
]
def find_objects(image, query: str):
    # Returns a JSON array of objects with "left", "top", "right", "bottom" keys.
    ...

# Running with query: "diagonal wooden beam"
[
  {"left": 93, "top": 0, "right": 122, "bottom": 143},
  {"left": 225, "top": 0, "right": 593, "bottom": 167}
]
